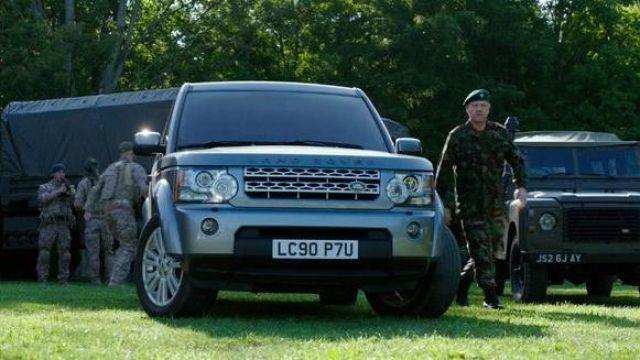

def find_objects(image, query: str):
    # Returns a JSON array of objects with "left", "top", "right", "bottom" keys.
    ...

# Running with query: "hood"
[
  {"left": 529, "top": 189, "right": 640, "bottom": 203},
  {"left": 161, "top": 145, "right": 433, "bottom": 172}
]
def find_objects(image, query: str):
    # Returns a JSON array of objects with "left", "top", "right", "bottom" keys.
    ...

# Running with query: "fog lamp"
[
  {"left": 407, "top": 222, "right": 422, "bottom": 239},
  {"left": 201, "top": 218, "right": 219, "bottom": 235}
]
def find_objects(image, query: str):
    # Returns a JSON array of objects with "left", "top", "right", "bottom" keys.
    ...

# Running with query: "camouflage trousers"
[
  {"left": 449, "top": 219, "right": 474, "bottom": 277},
  {"left": 460, "top": 214, "right": 506, "bottom": 290},
  {"left": 37, "top": 223, "right": 72, "bottom": 282},
  {"left": 85, "top": 217, "right": 114, "bottom": 282},
  {"left": 105, "top": 204, "right": 138, "bottom": 285}
]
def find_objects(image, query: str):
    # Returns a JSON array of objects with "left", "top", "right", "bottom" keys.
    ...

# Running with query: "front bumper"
[{"left": 171, "top": 205, "right": 438, "bottom": 258}]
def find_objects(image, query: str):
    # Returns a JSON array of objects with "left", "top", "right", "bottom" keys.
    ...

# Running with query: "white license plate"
[{"left": 272, "top": 239, "right": 358, "bottom": 259}]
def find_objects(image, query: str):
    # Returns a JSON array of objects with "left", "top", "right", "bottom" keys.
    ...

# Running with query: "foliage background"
[{"left": 1, "top": 0, "right": 639, "bottom": 160}]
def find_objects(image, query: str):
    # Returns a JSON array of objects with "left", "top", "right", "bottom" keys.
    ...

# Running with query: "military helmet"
[
  {"left": 50, "top": 162, "right": 66, "bottom": 175},
  {"left": 84, "top": 158, "right": 98, "bottom": 174},
  {"left": 118, "top": 141, "right": 134, "bottom": 153}
]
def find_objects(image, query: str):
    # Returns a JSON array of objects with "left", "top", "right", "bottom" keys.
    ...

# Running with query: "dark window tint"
[
  {"left": 577, "top": 146, "right": 640, "bottom": 177},
  {"left": 176, "top": 91, "right": 388, "bottom": 151},
  {"left": 521, "top": 147, "right": 575, "bottom": 176}
]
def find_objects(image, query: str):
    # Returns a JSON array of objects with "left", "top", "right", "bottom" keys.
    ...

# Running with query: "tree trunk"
[
  {"left": 65, "top": 0, "right": 75, "bottom": 95},
  {"left": 99, "top": 0, "right": 141, "bottom": 94},
  {"left": 31, "top": 0, "right": 44, "bottom": 20}
]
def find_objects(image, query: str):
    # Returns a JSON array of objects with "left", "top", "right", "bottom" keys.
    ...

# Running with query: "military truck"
[
  {"left": 497, "top": 131, "right": 640, "bottom": 302},
  {"left": 0, "top": 89, "right": 177, "bottom": 276},
  {"left": 133, "top": 81, "right": 460, "bottom": 317}
]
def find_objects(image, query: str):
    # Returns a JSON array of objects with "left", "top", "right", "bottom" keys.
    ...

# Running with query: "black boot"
[
  {"left": 483, "top": 286, "right": 505, "bottom": 310},
  {"left": 456, "top": 272, "right": 474, "bottom": 306}
]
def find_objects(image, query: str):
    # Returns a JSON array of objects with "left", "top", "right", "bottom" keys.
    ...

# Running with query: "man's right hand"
[
  {"left": 84, "top": 212, "right": 92, "bottom": 221},
  {"left": 444, "top": 207, "right": 453, "bottom": 225}
]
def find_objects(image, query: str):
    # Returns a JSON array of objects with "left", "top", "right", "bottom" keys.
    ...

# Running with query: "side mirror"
[
  {"left": 134, "top": 131, "right": 165, "bottom": 155},
  {"left": 396, "top": 137, "right": 422, "bottom": 156}
]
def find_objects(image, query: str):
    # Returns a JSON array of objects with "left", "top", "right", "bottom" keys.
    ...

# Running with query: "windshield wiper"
[
  {"left": 281, "top": 140, "right": 363, "bottom": 149},
  {"left": 578, "top": 172, "right": 617, "bottom": 179},
  {"left": 538, "top": 172, "right": 574, "bottom": 179},
  {"left": 179, "top": 140, "right": 363, "bottom": 150},
  {"left": 178, "top": 140, "right": 279, "bottom": 150}
]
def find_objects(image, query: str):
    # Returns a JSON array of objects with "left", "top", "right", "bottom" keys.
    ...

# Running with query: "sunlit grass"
[{"left": 0, "top": 281, "right": 638, "bottom": 358}]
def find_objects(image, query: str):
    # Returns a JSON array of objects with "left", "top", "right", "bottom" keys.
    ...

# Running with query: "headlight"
[
  {"left": 386, "top": 173, "right": 433, "bottom": 206},
  {"left": 170, "top": 168, "right": 238, "bottom": 203},
  {"left": 538, "top": 213, "right": 557, "bottom": 231}
]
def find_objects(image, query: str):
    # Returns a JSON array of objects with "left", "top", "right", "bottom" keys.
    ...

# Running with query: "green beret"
[
  {"left": 119, "top": 141, "right": 134, "bottom": 153},
  {"left": 463, "top": 89, "right": 491, "bottom": 106}
]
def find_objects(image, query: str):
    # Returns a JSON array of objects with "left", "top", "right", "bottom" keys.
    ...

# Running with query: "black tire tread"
[
  {"left": 586, "top": 275, "right": 615, "bottom": 297},
  {"left": 510, "top": 239, "right": 547, "bottom": 303},
  {"left": 365, "top": 227, "right": 460, "bottom": 318}
]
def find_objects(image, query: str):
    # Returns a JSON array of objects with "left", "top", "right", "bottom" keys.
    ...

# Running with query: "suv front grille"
[
  {"left": 244, "top": 167, "right": 380, "bottom": 200},
  {"left": 566, "top": 208, "right": 640, "bottom": 242}
]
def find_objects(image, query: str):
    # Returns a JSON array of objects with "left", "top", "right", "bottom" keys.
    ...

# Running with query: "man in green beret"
[{"left": 435, "top": 89, "right": 528, "bottom": 309}]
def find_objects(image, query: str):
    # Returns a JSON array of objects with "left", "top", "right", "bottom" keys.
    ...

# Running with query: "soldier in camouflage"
[
  {"left": 436, "top": 89, "right": 528, "bottom": 309},
  {"left": 84, "top": 141, "right": 148, "bottom": 287},
  {"left": 37, "top": 163, "right": 76, "bottom": 285},
  {"left": 74, "top": 158, "right": 113, "bottom": 285}
]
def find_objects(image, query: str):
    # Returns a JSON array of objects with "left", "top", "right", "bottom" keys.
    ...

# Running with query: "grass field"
[{"left": 0, "top": 281, "right": 638, "bottom": 359}]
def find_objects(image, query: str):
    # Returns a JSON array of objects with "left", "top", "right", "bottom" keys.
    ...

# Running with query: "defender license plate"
[
  {"left": 535, "top": 253, "right": 583, "bottom": 264},
  {"left": 272, "top": 239, "right": 358, "bottom": 259}
]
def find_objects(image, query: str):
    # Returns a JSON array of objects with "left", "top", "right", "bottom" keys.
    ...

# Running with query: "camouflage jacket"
[
  {"left": 74, "top": 176, "right": 99, "bottom": 215},
  {"left": 436, "top": 120, "right": 527, "bottom": 219},
  {"left": 38, "top": 179, "right": 76, "bottom": 224},
  {"left": 84, "top": 159, "right": 148, "bottom": 213}
]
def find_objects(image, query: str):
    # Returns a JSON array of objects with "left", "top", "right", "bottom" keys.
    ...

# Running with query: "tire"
[
  {"left": 586, "top": 275, "right": 615, "bottom": 297},
  {"left": 135, "top": 216, "right": 217, "bottom": 317},
  {"left": 509, "top": 239, "right": 547, "bottom": 303},
  {"left": 365, "top": 226, "right": 460, "bottom": 318},
  {"left": 495, "top": 259, "right": 508, "bottom": 296},
  {"left": 319, "top": 289, "right": 358, "bottom": 306}
]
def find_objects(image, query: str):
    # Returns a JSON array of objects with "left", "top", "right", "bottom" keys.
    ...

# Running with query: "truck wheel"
[
  {"left": 586, "top": 275, "right": 615, "bottom": 297},
  {"left": 365, "top": 227, "right": 460, "bottom": 318},
  {"left": 319, "top": 289, "right": 358, "bottom": 305},
  {"left": 135, "top": 216, "right": 217, "bottom": 317},
  {"left": 509, "top": 239, "right": 547, "bottom": 303},
  {"left": 495, "top": 259, "right": 508, "bottom": 296}
]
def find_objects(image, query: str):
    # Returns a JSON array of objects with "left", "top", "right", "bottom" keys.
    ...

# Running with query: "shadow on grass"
[
  {"left": 546, "top": 293, "right": 640, "bottom": 308},
  {"left": 153, "top": 296, "right": 547, "bottom": 340},
  {"left": 513, "top": 305, "right": 639, "bottom": 329},
  {"left": 0, "top": 281, "right": 139, "bottom": 311},
  {"left": 0, "top": 282, "right": 547, "bottom": 340}
]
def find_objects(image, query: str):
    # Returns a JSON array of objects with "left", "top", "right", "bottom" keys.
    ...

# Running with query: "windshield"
[
  {"left": 175, "top": 90, "right": 389, "bottom": 151},
  {"left": 577, "top": 146, "right": 640, "bottom": 176},
  {"left": 521, "top": 145, "right": 640, "bottom": 177},
  {"left": 521, "top": 147, "right": 575, "bottom": 177}
]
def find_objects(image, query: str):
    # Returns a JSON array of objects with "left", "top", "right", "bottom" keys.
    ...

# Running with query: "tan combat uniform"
[
  {"left": 37, "top": 180, "right": 76, "bottom": 282},
  {"left": 75, "top": 175, "right": 114, "bottom": 283},
  {"left": 85, "top": 159, "right": 148, "bottom": 285}
]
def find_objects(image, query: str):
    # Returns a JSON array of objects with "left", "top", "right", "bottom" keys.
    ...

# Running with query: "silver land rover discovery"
[{"left": 133, "top": 81, "right": 459, "bottom": 317}]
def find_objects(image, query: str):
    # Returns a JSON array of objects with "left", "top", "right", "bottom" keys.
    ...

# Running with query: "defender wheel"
[
  {"left": 135, "top": 216, "right": 217, "bottom": 317},
  {"left": 586, "top": 275, "right": 615, "bottom": 297},
  {"left": 510, "top": 239, "right": 547, "bottom": 303},
  {"left": 365, "top": 227, "right": 460, "bottom": 318},
  {"left": 319, "top": 289, "right": 358, "bottom": 306}
]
